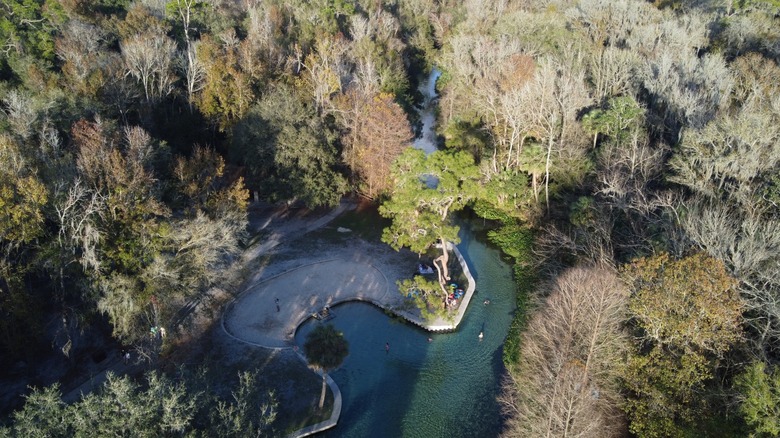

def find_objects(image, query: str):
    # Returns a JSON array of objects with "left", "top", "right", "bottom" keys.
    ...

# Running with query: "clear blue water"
[{"left": 295, "top": 223, "right": 516, "bottom": 437}]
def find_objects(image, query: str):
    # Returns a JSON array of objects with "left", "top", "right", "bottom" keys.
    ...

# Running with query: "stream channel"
[{"left": 294, "top": 69, "right": 517, "bottom": 437}]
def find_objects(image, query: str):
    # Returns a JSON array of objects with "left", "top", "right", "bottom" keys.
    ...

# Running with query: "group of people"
[{"left": 444, "top": 283, "right": 465, "bottom": 309}]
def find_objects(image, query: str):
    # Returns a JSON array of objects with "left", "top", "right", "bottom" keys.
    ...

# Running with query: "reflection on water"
[{"left": 294, "top": 222, "right": 516, "bottom": 437}]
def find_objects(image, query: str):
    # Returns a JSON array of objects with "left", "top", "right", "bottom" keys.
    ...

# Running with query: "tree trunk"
[
  {"left": 433, "top": 239, "right": 451, "bottom": 296},
  {"left": 545, "top": 135, "right": 553, "bottom": 213},
  {"left": 319, "top": 373, "right": 327, "bottom": 409}
]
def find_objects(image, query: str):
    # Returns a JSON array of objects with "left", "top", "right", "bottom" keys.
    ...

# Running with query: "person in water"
[{"left": 385, "top": 342, "right": 390, "bottom": 353}]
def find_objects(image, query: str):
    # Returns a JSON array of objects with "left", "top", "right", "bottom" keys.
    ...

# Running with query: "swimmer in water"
[{"left": 484, "top": 299, "right": 490, "bottom": 305}]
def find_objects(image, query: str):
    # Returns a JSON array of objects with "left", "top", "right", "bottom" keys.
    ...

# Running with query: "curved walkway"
[
  {"left": 223, "top": 259, "right": 392, "bottom": 348},
  {"left": 223, "top": 242, "right": 476, "bottom": 350}
]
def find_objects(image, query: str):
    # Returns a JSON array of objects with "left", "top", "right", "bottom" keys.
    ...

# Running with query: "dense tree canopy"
[{"left": 2, "top": 0, "right": 780, "bottom": 435}]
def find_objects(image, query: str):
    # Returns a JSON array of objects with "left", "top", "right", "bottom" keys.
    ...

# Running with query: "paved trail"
[{"left": 224, "top": 257, "right": 397, "bottom": 348}]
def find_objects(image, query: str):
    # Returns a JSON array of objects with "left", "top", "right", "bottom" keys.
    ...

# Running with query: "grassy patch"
[{"left": 483, "top": 221, "right": 536, "bottom": 367}]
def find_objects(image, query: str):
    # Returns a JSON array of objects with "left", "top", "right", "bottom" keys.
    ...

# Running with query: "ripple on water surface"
[{"left": 294, "top": 227, "right": 516, "bottom": 438}]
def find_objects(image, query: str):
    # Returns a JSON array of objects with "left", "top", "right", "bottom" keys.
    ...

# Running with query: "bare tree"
[
  {"left": 302, "top": 35, "right": 351, "bottom": 112},
  {"left": 680, "top": 198, "right": 780, "bottom": 351},
  {"left": 2, "top": 90, "right": 50, "bottom": 141},
  {"left": 121, "top": 33, "right": 177, "bottom": 102},
  {"left": 524, "top": 58, "right": 592, "bottom": 211},
  {"left": 56, "top": 19, "right": 108, "bottom": 96},
  {"left": 670, "top": 98, "right": 780, "bottom": 209},
  {"left": 500, "top": 266, "right": 629, "bottom": 438},
  {"left": 588, "top": 45, "right": 639, "bottom": 103},
  {"left": 53, "top": 179, "right": 105, "bottom": 274}
]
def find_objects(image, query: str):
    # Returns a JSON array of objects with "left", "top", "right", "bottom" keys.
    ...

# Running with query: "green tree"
[
  {"left": 7, "top": 384, "right": 68, "bottom": 437},
  {"left": 0, "top": 371, "right": 276, "bottom": 436},
  {"left": 303, "top": 324, "right": 348, "bottom": 410},
  {"left": 623, "top": 252, "right": 743, "bottom": 354},
  {"left": 0, "top": 0, "right": 66, "bottom": 78},
  {"left": 622, "top": 347, "right": 711, "bottom": 438},
  {"left": 195, "top": 34, "right": 254, "bottom": 131},
  {"left": 582, "top": 95, "right": 645, "bottom": 148},
  {"left": 0, "top": 135, "right": 47, "bottom": 246},
  {"left": 735, "top": 361, "right": 780, "bottom": 437},
  {"left": 397, "top": 275, "right": 446, "bottom": 322},
  {"left": 233, "top": 85, "right": 347, "bottom": 208},
  {"left": 380, "top": 148, "right": 481, "bottom": 296},
  {"left": 621, "top": 252, "right": 744, "bottom": 437},
  {"left": 0, "top": 135, "right": 48, "bottom": 357},
  {"left": 212, "top": 371, "right": 277, "bottom": 438}
]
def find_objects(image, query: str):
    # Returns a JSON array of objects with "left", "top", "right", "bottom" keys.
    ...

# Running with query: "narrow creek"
[{"left": 293, "top": 70, "right": 517, "bottom": 437}]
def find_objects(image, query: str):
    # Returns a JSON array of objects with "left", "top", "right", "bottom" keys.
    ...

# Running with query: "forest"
[{"left": 1, "top": 0, "right": 780, "bottom": 435}]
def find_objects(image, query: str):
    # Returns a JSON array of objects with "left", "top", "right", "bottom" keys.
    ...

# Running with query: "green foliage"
[
  {"left": 502, "top": 262, "right": 535, "bottom": 367},
  {"left": 195, "top": 35, "right": 254, "bottom": 131},
  {"left": 484, "top": 218, "right": 535, "bottom": 366},
  {"left": 480, "top": 170, "right": 532, "bottom": 218},
  {"left": 569, "top": 196, "right": 598, "bottom": 229},
  {"left": 443, "top": 117, "right": 488, "bottom": 156},
  {"left": 733, "top": 0, "right": 780, "bottom": 11},
  {"left": 303, "top": 324, "right": 349, "bottom": 372},
  {"left": 9, "top": 384, "right": 67, "bottom": 437},
  {"left": 623, "top": 347, "right": 712, "bottom": 438},
  {"left": 487, "top": 221, "right": 533, "bottom": 261},
  {"left": 234, "top": 85, "right": 347, "bottom": 208},
  {"left": 582, "top": 95, "right": 645, "bottom": 147},
  {"left": 0, "top": 136, "right": 47, "bottom": 245},
  {"left": 2, "top": 371, "right": 276, "bottom": 437},
  {"left": 736, "top": 361, "right": 780, "bottom": 437},
  {"left": 212, "top": 371, "right": 277, "bottom": 438},
  {"left": 0, "top": 0, "right": 66, "bottom": 76},
  {"left": 380, "top": 148, "right": 481, "bottom": 254},
  {"left": 397, "top": 275, "right": 447, "bottom": 322},
  {"left": 622, "top": 252, "right": 744, "bottom": 436},
  {"left": 623, "top": 252, "right": 743, "bottom": 354}
]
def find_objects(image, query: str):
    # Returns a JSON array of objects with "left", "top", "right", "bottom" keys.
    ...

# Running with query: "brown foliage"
[
  {"left": 623, "top": 252, "right": 743, "bottom": 355},
  {"left": 500, "top": 266, "right": 629, "bottom": 438},
  {"left": 338, "top": 89, "right": 412, "bottom": 199}
]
